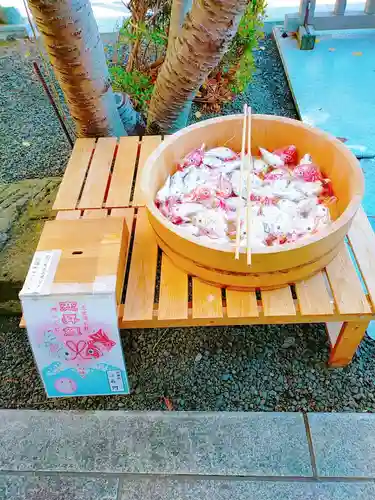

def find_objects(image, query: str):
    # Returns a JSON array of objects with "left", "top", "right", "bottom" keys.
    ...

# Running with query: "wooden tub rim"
[{"left": 141, "top": 114, "right": 364, "bottom": 256}]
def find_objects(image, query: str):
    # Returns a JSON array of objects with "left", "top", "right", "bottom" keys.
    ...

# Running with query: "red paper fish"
[
  {"left": 293, "top": 163, "right": 322, "bottom": 182},
  {"left": 264, "top": 169, "right": 289, "bottom": 181},
  {"left": 250, "top": 194, "right": 278, "bottom": 206},
  {"left": 273, "top": 145, "right": 298, "bottom": 166},
  {"left": 188, "top": 186, "right": 215, "bottom": 201}
]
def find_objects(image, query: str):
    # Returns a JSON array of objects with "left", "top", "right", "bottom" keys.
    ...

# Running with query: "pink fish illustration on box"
[{"left": 88, "top": 329, "right": 116, "bottom": 351}]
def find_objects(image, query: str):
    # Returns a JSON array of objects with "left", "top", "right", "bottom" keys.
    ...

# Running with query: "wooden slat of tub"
[
  {"left": 106, "top": 136, "right": 139, "bottom": 208},
  {"left": 326, "top": 245, "right": 371, "bottom": 314},
  {"left": 192, "top": 279, "right": 223, "bottom": 319},
  {"left": 132, "top": 136, "right": 162, "bottom": 206},
  {"left": 78, "top": 137, "right": 117, "bottom": 209},
  {"left": 82, "top": 209, "right": 108, "bottom": 219},
  {"left": 348, "top": 207, "right": 375, "bottom": 307},
  {"left": 262, "top": 286, "right": 296, "bottom": 317},
  {"left": 226, "top": 290, "right": 259, "bottom": 318},
  {"left": 158, "top": 255, "right": 188, "bottom": 320},
  {"left": 295, "top": 272, "right": 334, "bottom": 315},
  {"left": 56, "top": 210, "right": 81, "bottom": 220},
  {"left": 53, "top": 138, "right": 96, "bottom": 211},
  {"left": 123, "top": 208, "right": 158, "bottom": 321}
]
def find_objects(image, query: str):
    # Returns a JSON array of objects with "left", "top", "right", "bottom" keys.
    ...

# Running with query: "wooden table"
[{"left": 43, "top": 136, "right": 375, "bottom": 367}]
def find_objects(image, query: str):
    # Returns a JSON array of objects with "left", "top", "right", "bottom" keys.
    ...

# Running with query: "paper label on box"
[
  {"left": 20, "top": 250, "right": 61, "bottom": 296},
  {"left": 21, "top": 294, "right": 129, "bottom": 397},
  {"left": 107, "top": 370, "right": 125, "bottom": 392}
]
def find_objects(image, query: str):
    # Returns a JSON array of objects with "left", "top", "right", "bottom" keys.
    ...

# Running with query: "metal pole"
[
  {"left": 32, "top": 62, "right": 74, "bottom": 148},
  {"left": 334, "top": 0, "right": 347, "bottom": 15},
  {"left": 299, "top": 0, "right": 316, "bottom": 24},
  {"left": 365, "top": 0, "right": 375, "bottom": 15}
]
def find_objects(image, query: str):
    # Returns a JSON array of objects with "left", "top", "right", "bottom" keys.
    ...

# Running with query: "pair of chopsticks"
[{"left": 235, "top": 104, "right": 252, "bottom": 265}]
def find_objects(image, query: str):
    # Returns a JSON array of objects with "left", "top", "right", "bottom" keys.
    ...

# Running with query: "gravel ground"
[
  {"left": 1, "top": 35, "right": 375, "bottom": 411},
  {"left": 189, "top": 36, "right": 298, "bottom": 125},
  {"left": 1, "top": 315, "right": 375, "bottom": 411},
  {"left": 0, "top": 40, "right": 72, "bottom": 183}
]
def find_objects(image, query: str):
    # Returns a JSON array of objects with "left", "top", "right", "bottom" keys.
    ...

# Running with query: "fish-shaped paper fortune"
[{"left": 155, "top": 144, "right": 335, "bottom": 248}]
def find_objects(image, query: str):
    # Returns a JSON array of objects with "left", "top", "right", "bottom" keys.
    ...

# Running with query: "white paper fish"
[
  {"left": 192, "top": 209, "right": 227, "bottom": 239},
  {"left": 259, "top": 147, "right": 284, "bottom": 167},
  {"left": 156, "top": 175, "right": 171, "bottom": 202},
  {"left": 293, "top": 180, "right": 323, "bottom": 197},
  {"left": 170, "top": 171, "right": 186, "bottom": 196},
  {"left": 172, "top": 202, "right": 203, "bottom": 219},
  {"left": 278, "top": 199, "right": 299, "bottom": 218},
  {"left": 299, "top": 153, "right": 313, "bottom": 165},
  {"left": 206, "top": 147, "right": 238, "bottom": 160},
  {"left": 155, "top": 143, "right": 332, "bottom": 248},
  {"left": 203, "top": 154, "right": 225, "bottom": 169},
  {"left": 221, "top": 159, "right": 241, "bottom": 174},
  {"left": 253, "top": 157, "right": 269, "bottom": 174},
  {"left": 180, "top": 223, "right": 200, "bottom": 237}
]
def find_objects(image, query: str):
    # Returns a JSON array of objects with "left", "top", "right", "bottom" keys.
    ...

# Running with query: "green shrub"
[
  {"left": 109, "top": 66, "right": 153, "bottom": 113},
  {"left": 219, "top": 0, "right": 267, "bottom": 93}
]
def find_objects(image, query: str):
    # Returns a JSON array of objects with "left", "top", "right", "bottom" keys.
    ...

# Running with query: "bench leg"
[{"left": 328, "top": 320, "right": 370, "bottom": 367}]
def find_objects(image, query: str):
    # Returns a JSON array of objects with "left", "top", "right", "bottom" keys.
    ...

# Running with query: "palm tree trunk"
[
  {"left": 166, "top": 0, "right": 192, "bottom": 59},
  {"left": 28, "top": 0, "right": 125, "bottom": 137},
  {"left": 147, "top": 0, "right": 247, "bottom": 134}
]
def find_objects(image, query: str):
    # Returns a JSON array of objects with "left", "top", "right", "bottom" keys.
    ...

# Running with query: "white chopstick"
[
  {"left": 246, "top": 107, "right": 252, "bottom": 265},
  {"left": 235, "top": 103, "right": 248, "bottom": 260}
]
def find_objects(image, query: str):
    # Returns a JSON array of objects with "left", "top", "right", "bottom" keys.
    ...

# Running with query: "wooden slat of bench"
[
  {"left": 56, "top": 210, "right": 81, "bottom": 220},
  {"left": 226, "top": 290, "right": 258, "bottom": 318},
  {"left": 132, "top": 136, "right": 162, "bottom": 206},
  {"left": 82, "top": 209, "right": 108, "bottom": 219},
  {"left": 106, "top": 136, "right": 139, "bottom": 208},
  {"left": 53, "top": 138, "right": 96, "bottom": 211},
  {"left": 123, "top": 208, "right": 158, "bottom": 321},
  {"left": 348, "top": 207, "right": 375, "bottom": 307},
  {"left": 295, "top": 272, "right": 334, "bottom": 315},
  {"left": 262, "top": 286, "right": 296, "bottom": 316},
  {"left": 158, "top": 255, "right": 188, "bottom": 320},
  {"left": 326, "top": 322, "right": 343, "bottom": 346},
  {"left": 326, "top": 245, "right": 371, "bottom": 314},
  {"left": 78, "top": 137, "right": 117, "bottom": 209},
  {"left": 192, "top": 279, "right": 223, "bottom": 319}
]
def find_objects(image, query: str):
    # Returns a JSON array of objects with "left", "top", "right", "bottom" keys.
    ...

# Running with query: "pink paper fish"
[
  {"left": 215, "top": 174, "right": 233, "bottom": 198},
  {"left": 293, "top": 164, "right": 322, "bottom": 182},
  {"left": 177, "top": 144, "right": 205, "bottom": 170}
]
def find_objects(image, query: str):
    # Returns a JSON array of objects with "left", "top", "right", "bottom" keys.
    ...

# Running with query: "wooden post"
[
  {"left": 299, "top": 0, "right": 316, "bottom": 24},
  {"left": 329, "top": 321, "right": 370, "bottom": 367},
  {"left": 334, "top": 0, "right": 347, "bottom": 15},
  {"left": 365, "top": 0, "right": 375, "bottom": 15}
]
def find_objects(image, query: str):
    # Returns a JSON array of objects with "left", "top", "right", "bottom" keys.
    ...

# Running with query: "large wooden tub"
[{"left": 141, "top": 115, "right": 364, "bottom": 289}]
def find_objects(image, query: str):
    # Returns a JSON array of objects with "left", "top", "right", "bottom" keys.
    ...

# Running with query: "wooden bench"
[{"left": 36, "top": 136, "right": 375, "bottom": 367}]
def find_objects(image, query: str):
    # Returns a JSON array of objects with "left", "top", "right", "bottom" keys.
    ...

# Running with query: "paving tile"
[
  {"left": 0, "top": 410, "right": 312, "bottom": 476},
  {"left": 119, "top": 477, "right": 375, "bottom": 500},
  {"left": 308, "top": 413, "right": 375, "bottom": 477},
  {"left": 0, "top": 475, "right": 118, "bottom": 500}
]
